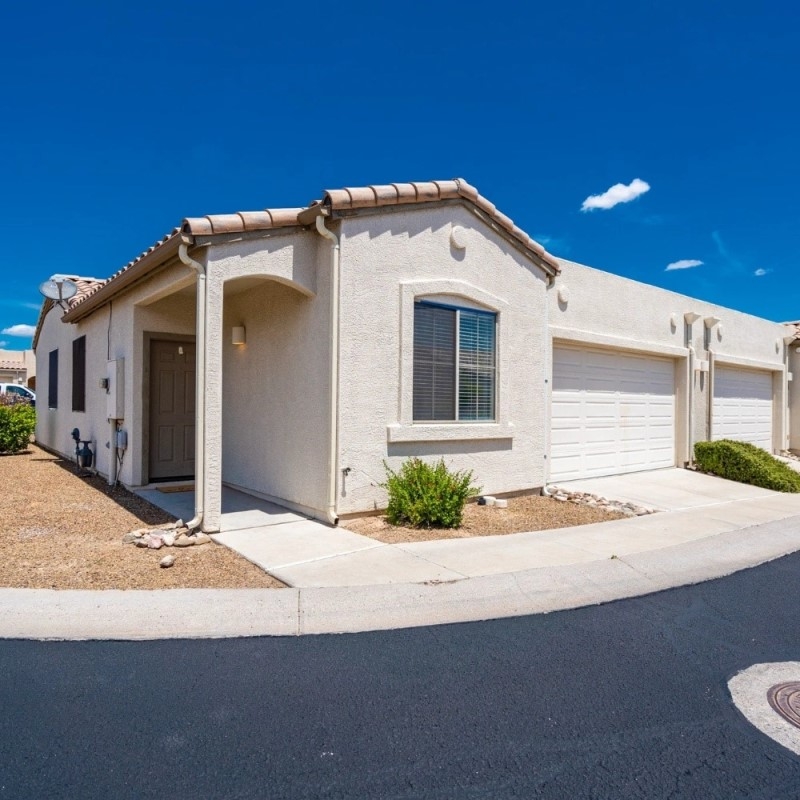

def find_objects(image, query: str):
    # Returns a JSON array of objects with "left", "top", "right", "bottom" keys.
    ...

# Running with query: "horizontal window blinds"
[
  {"left": 413, "top": 301, "right": 496, "bottom": 422},
  {"left": 458, "top": 311, "right": 496, "bottom": 421},
  {"left": 413, "top": 303, "right": 456, "bottom": 421}
]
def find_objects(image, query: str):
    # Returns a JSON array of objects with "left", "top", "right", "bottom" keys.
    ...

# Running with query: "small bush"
[
  {"left": 694, "top": 439, "right": 800, "bottom": 493},
  {"left": 0, "top": 398, "right": 36, "bottom": 454},
  {"left": 383, "top": 457, "right": 480, "bottom": 529}
]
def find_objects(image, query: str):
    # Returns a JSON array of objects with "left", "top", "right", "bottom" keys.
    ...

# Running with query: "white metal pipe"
[
  {"left": 314, "top": 214, "right": 341, "bottom": 525},
  {"left": 179, "top": 241, "right": 206, "bottom": 531},
  {"left": 687, "top": 344, "right": 695, "bottom": 465}
]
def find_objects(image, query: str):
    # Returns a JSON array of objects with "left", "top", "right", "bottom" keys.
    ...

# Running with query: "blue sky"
[{"left": 1, "top": 0, "right": 798, "bottom": 348}]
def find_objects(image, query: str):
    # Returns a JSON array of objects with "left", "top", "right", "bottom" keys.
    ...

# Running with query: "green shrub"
[
  {"left": 382, "top": 457, "right": 480, "bottom": 528},
  {"left": 0, "top": 398, "right": 36, "bottom": 454},
  {"left": 694, "top": 439, "right": 800, "bottom": 492}
]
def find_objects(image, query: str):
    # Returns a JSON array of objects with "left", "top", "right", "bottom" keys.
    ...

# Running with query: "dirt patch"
[
  {"left": 0, "top": 445, "right": 282, "bottom": 590},
  {"left": 341, "top": 494, "right": 626, "bottom": 544}
]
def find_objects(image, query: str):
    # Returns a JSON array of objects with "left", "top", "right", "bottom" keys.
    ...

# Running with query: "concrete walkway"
[
  {"left": 2, "top": 470, "right": 800, "bottom": 639},
  {"left": 139, "top": 470, "right": 800, "bottom": 589}
]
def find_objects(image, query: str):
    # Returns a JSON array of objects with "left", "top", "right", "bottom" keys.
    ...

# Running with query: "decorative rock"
[
  {"left": 146, "top": 534, "right": 164, "bottom": 550},
  {"left": 129, "top": 528, "right": 149, "bottom": 538},
  {"left": 547, "top": 485, "right": 655, "bottom": 518},
  {"left": 159, "top": 555, "right": 175, "bottom": 568},
  {"left": 134, "top": 538, "right": 150, "bottom": 548},
  {"left": 173, "top": 534, "right": 195, "bottom": 547},
  {"left": 122, "top": 532, "right": 141, "bottom": 544},
  {"left": 172, "top": 519, "right": 185, "bottom": 530},
  {"left": 193, "top": 533, "right": 212, "bottom": 545},
  {"left": 161, "top": 533, "right": 176, "bottom": 547}
]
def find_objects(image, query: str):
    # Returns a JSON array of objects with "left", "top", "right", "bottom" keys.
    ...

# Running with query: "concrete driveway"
[{"left": 551, "top": 467, "right": 776, "bottom": 512}]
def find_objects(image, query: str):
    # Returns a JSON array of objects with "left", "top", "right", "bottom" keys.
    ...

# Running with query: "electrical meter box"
[{"left": 107, "top": 359, "right": 124, "bottom": 420}]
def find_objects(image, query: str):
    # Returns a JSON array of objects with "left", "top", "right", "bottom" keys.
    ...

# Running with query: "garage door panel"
[
  {"left": 550, "top": 346, "right": 676, "bottom": 481},
  {"left": 712, "top": 367, "right": 772, "bottom": 451}
]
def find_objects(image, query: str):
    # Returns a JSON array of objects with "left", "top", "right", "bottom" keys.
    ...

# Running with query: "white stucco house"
[{"left": 33, "top": 178, "right": 799, "bottom": 532}]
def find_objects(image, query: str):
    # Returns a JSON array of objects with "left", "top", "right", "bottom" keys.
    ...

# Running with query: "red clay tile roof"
[
  {"left": 183, "top": 208, "right": 304, "bottom": 236},
  {"left": 0, "top": 360, "right": 26, "bottom": 370},
  {"left": 56, "top": 178, "right": 558, "bottom": 326}
]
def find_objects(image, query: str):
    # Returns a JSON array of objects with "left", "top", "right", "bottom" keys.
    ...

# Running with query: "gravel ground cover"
[
  {"left": 342, "top": 494, "right": 626, "bottom": 544},
  {"left": 0, "top": 445, "right": 282, "bottom": 590}
]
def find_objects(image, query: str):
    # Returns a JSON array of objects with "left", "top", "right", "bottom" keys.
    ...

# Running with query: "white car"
[{"left": 0, "top": 384, "right": 36, "bottom": 407}]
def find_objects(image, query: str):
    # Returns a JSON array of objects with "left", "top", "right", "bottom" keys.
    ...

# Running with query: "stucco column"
[{"left": 202, "top": 271, "right": 224, "bottom": 532}]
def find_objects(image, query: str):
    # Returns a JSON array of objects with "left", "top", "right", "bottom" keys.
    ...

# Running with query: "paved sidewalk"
[
  {"left": 2, "top": 471, "right": 800, "bottom": 639},
  {"left": 138, "top": 470, "right": 800, "bottom": 590}
]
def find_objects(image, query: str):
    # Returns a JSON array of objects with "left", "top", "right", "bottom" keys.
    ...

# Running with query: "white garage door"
[
  {"left": 712, "top": 366, "right": 773, "bottom": 451},
  {"left": 550, "top": 345, "right": 676, "bottom": 481}
]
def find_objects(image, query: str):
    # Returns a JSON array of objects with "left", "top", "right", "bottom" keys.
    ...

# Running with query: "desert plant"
[
  {"left": 694, "top": 439, "right": 800, "bottom": 493},
  {"left": 382, "top": 457, "right": 480, "bottom": 529},
  {"left": 0, "top": 397, "right": 36, "bottom": 454}
]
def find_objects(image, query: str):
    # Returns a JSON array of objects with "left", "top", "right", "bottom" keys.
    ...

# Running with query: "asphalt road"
[{"left": 2, "top": 552, "right": 800, "bottom": 799}]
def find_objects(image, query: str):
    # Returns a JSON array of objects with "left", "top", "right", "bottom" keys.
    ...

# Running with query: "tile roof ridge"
[{"left": 182, "top": 207, "right": 304, "bottom": 236}]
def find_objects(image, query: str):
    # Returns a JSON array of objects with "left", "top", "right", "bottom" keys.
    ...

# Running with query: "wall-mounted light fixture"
[
  {"left": 782, "top": 334, "right": 796, "bottom": 345},
  {"left": 557, "top": 285, "right": 569, "bottom": 305},
  {"left": 704, "top": 316, "right": 721, "bottom": 329},
  {"left": 684, "top": 311, "right": 702, "bottom": 324},
  {"left": 232, "top": 326, "right": 246, "bottom": 346}
]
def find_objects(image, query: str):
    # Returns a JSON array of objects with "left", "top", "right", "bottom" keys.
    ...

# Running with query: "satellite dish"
[{"left": 39, "top": 278, "right": 78, "bottom": 305}]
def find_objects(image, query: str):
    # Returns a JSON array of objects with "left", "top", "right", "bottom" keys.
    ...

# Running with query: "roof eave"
[{"left": 61, "top": 233, "right": 181, "bottom": 323}]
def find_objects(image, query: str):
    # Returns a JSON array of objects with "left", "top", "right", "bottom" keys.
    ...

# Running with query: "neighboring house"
[
  {"left": 32, "top": 179, "right": 797, "bottom": 532},
  {"left": 0, "top": 349, "right": 36, "bottom": 387}
]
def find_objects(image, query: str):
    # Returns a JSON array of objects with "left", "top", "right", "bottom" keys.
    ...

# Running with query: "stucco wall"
[
  {"left": 220, "top": 278, "right": 330, "bottom": 515},
  {"left": 204, "top": 230, "right": 330, "bottom": 523},
  {"left": 35, "top": 305, "right": 113, "bottom": 476},
  {"left": 336, "top": 203, "right": 551, "bottom": 514},
  {"left": 550, "top": 259, "right": 789, "bottom": 460},
  {"left": 35, "top": 260, "right": 197, "bottom": 485}
]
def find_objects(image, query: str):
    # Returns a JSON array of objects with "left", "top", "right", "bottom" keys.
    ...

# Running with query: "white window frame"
[{"left": 389, "top": 279, "right": 514, "bottom": 443}]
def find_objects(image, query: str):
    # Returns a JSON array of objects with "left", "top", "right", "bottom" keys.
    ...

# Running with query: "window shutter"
[
  {"left": 413, "top": 304, "right": 456, "bottom": 421},
  {"left": 48, "top": 349, "right": 59, "bottom": 409},
  {"left": 72, "top": 336, "right": 86, "bottom": 412}
]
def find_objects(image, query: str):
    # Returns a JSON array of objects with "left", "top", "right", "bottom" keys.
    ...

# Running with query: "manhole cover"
[{"left": 767, "top": 682, "right": 800, "bottom": 729}]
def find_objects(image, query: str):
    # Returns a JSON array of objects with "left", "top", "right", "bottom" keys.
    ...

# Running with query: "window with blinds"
[
  {"left": 72, "top": 336, "right": 86, "bottom": 412},
  {"left": 413, "top": 301, "right": 496, "bottom": 422}
]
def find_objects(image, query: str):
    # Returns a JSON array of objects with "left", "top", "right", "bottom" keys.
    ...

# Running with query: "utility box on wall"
[{"left": 107, "top": 359, "right": 124, "bottom": 420}]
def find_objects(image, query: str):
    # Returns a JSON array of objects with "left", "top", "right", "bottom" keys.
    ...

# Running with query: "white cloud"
[
  {"left": 754, "top": 268, "right": 771, "bottom": 277},
  {"left": 581, "top": 178, "right": 651, "bottom": 211},
  {"left": 1, "top": 324, "right": 36, "bottom": 337},
  {"left": 665, "top": 259, "right": 704, "bottom": 272}
]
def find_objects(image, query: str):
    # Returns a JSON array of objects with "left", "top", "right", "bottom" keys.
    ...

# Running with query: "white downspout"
[
  {"left": 314, "top": 213, "right": 341, "bottom": 525},
  {"left": 179, "top": 240, "right": 206, "bottom": 531},
  {"left": 686, "top": 344, "right": 695, "bottom": 466}
]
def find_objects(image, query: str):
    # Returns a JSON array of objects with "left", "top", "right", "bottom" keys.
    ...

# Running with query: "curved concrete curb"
[{"left": 2, "top": 515, "right": 800, "bottom": 640}]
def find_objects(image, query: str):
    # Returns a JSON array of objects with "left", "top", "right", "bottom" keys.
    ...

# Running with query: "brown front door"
[{"left": 149, "top": 340, "right": 196, "bottom": 481}]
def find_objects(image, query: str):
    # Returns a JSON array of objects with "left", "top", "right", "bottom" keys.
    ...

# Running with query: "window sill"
[{"left": 387, "top": 422, "right": 514, "bottom": 443}]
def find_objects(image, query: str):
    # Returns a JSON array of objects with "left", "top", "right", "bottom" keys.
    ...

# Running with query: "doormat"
[{"left": 156, "top": 485, "right": 194, "bottom": 493}]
